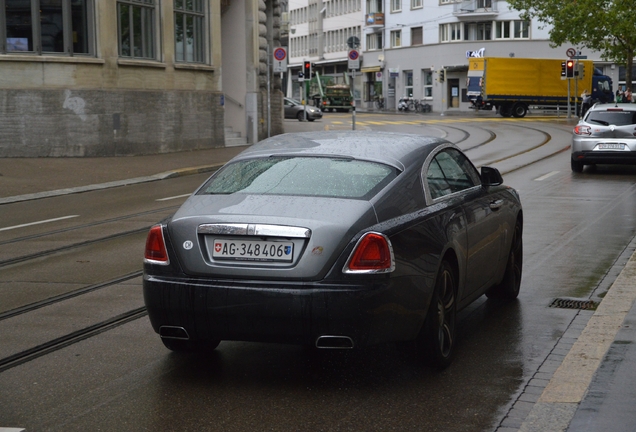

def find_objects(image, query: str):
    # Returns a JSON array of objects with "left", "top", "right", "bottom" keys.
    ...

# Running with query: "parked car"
[
  {"left": 284, "top": 97, "right": 322, "bottom": 121},
  {"left": 143, "top": 131, "right": 523, "bottom": 368},
  {"left": 572, "top": 103, "right": 636, "bottom": 172}
]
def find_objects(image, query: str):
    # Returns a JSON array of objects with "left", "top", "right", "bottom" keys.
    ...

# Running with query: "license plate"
[
  {"left": 597, "top": 143, "right": 625, "bottom": 150},
  {"left": 212, "top": 239, "right": 293, "bottom": 262}
]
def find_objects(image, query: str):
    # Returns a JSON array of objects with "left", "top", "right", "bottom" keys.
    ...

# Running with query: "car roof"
[
  {"left": 589, "top": 103, "right": 636, "bottom": 111},
  {"left": 229, "top": 131, "right": 449, "bottom": 171}
]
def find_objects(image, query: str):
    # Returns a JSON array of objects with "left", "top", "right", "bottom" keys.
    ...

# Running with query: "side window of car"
[{"left": 426, "top": 149, "right": 477, "bottom": 199}]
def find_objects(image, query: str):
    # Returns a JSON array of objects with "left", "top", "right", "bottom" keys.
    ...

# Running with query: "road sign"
[
  {"left": 566, "top": 48, "right": 576, "bottom": 58},
  {"left": 273, "top": 47, "right": 287, "bottom": 73},
  {"left": 348, "top": 49, "right": 360, "bottom": 70}
]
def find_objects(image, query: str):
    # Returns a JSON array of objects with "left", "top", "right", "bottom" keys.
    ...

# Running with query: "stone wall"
[{"left": 0, "top": 89, "right": 225, "bottom": 157}]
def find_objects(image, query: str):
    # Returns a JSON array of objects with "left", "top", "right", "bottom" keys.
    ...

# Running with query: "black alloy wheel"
[
  {"left": 486, "top": 217, "right": 523, "bottom": 300},
  {"left": 419, "top": 260, "right": 457, "bottom": 369}
]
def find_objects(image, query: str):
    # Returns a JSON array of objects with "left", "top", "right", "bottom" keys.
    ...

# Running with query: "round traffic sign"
[
  {"left": 348, "top": 50, "right": 359, "bottom": 60},
  {"left": 274, "top": 47, "right": 286, "bottom": 61},
  {"left": 566, "top": 48, "right": 576, "bottom": 58}
]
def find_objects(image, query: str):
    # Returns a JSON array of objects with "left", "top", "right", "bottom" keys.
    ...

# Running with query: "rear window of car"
[
  {"left": 586, "top": 110, "right": 636, "bottom": 126},
  {"left": 199, "top": 156, "right": 398, "bottom": 199}
]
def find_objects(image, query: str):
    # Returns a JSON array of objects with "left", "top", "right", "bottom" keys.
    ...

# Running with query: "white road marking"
[
  {"left": 0, "top": 215, "right": 79, "bottom": 232},
  {"left": 156, "top": 193, "right": 192, "bottom": 201},
  {"left": 534, "top": 171, "right": 560, "bottom": 181}
]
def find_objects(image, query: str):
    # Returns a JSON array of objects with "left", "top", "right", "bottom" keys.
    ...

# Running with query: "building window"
[
  {"left": 411, "top": 0, "right": 422, "bottom": 9},
  {"left": 411, "top": 26, "right": 422, "bottom": 45},
  {"left": 464, "top": 22, "right": 491, "bottom": 41},
  {"left": 440, "top": 23, "right": 461, "bottom": 42},
  {"left": 391, "top": 30, "right": 401, "bottom": 47},
  {"left": 366, "top": 32, "right": 382, "bottom": 50},
  {"left": 495, "top": 20, "right": 529, "bottom": 39},
  {"left": 404, "top": 70, "right": 413, "bottom": 97},
  {"left": 366, "top": 0, "right": 383, "bottom": 13},
  {"left": 391, "top": 0, "right": 401, "bottom": 12},
  {"left": 2, "top": 0, "right": 93, "bottom": 55},
  {"left": 422, "top": 69, "right": 433, "bottom": 99},
  {"left": 514, "top": 20, "right": 529, "bottom": 38},
  {"left": 118, "top": 0, "right": 157, "bottom": 59},
  {"left": 174, "top": 0, "right": 206, "bottom": 63}
]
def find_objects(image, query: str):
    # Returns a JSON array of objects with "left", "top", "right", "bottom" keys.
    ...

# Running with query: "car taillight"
[
  {"left": 145, "top": 225, "right": 170, "bottom": 265},
  {"left": 574, "top": 125, "right": 592, "bottom": 136},
  {"left": 344, "top": 232, "right": 394, "bottom": 274}
]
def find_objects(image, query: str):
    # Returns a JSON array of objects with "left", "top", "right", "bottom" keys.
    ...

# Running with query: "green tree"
[{"left": 507, "top": 0, "right": 636, "bottom": 91}]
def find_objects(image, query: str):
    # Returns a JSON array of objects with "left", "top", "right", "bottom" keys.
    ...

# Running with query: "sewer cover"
[{"left": 549, "top": 298, "right": 599, "bottom": 310}]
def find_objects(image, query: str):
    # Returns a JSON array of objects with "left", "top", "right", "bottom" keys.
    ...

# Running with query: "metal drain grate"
[{"left": 549, "top": 298, "right": 599, "bottom": 310}]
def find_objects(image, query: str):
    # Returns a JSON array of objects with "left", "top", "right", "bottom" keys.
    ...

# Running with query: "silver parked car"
[
  {"left": 143, "top": 131, "right": 523, "bottom": 369},
  {"left": 284, "top": 97, "right": 322, "bottom": 121},
  {"left": 572, "top": 103, "right": 636, "bottom": 172}
]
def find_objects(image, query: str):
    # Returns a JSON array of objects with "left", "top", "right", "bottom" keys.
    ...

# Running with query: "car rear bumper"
[
  {"left": 572, "top": 150, "right": 636, "bottom": 165},
  {"left": 143, "top": 274, "right": 428, "bottom": 348}
]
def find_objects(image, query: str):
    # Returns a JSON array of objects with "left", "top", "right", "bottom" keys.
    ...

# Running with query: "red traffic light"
[
  {"left": 303, "top": 61, "right": 311, "bottom": 78},
  {"left": 566, "top": 60, "right": 575, "bottom": 78}
]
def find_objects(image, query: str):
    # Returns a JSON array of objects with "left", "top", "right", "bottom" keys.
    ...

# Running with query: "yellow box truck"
[{"left": 467, "top": 58, "right": 614, "bottom": 117}]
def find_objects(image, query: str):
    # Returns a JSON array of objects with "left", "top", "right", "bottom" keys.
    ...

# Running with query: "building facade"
[
  {"left": 0, "top": 0, "right": 284, "bottom": 157},
  {"left": 286, "top": 0, "right": 363, "bottom": 104},
  {"left": 287, "top": 0, "right": 622, "bottom": 113}
]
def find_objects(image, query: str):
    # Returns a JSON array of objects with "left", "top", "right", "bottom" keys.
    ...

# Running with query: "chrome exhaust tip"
[
  {"left": 159, "top": 326, "right": 190, "bottom": 340},
  {"left": 315, "top": 335, "right": 354, "bottom": 349}
]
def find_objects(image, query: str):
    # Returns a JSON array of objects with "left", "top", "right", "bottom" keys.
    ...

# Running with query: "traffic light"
[
  {"left": 439, "top": 69, "right": 445, "bottom": 82},
  {"left": 561, "top": 61, "right": 567, "bottom": 78},
  {"left": 566, "top": 60, "right": 575, "bottom": 78},
  {"left": 303, "top": 61, "right": 312, "bottom": 80}
]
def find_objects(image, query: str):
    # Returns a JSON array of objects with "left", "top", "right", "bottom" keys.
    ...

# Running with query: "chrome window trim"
[
  {"left": 421, "top": 143, "right": 481, "bottom": 205},
  {"left": 198, "top": 223, "right": 311, "bottom": 238}
]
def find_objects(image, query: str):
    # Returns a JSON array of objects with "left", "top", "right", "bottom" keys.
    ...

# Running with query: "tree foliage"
[{"left": 507, "top": 0, "right": 636, "bottom": 90}]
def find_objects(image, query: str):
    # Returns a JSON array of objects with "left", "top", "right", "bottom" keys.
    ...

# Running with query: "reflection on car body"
[
  {"left": 572, "top": 103, "right": 636, "bottom": 172},
  {"left": 143, "top": 131, "right": 523, "bottom": 368}
]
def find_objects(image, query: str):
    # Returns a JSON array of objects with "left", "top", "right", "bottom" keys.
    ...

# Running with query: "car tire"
[
  {"left": 418, "top": 260, "right": 457, "bottom": 369},
  {"left": 511, "top": 103, "right": 528, "bottom": 118},
  {"left": 499, "top": 103, "right": 513, "bottom": 117},
  {"left": 297, "top": 112, "right": 305, "bottom": 121},
  {"left": 161, "top": 338, "right": 221, "bottom": 353},
  {"left": 571, "top": 159, "right": 584, "bottom": 173},
  {"left": 486, "top": 217, "right": 523, "bottom": 300}
]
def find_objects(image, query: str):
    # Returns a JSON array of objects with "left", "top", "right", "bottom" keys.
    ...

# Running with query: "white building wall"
[{"left": 287, "top": 0, "right": 618, "bottom": 111}]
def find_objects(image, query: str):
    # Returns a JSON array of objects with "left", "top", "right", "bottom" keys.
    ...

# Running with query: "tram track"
[{"left": 0, "top": 306, "right": 147, "bottom": 373}]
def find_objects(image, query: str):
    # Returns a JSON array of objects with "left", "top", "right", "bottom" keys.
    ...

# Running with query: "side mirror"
[{"left": 481, "top": 166, "right": 503, "bottom": 187}]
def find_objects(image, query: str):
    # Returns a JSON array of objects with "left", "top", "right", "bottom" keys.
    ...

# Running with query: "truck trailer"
[{"left": 467, "top": 58, "right": 614, "bottom": 117}]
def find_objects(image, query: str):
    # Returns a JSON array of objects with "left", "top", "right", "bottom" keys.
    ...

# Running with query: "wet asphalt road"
[{"left": 1, "top": 112, "right": 636, "bottom": 431}]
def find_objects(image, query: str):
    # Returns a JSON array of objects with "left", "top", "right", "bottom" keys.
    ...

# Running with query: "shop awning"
[{"left": 361, "top": 66, "right": 382, "bottom": 73}]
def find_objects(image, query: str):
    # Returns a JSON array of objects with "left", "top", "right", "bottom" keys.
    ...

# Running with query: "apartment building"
[
  {"left": 288, "top": 0, "right": 618, "bottom": 112},
  {"left": 0, "top": 0, "right": 283, "bottom": 157}
]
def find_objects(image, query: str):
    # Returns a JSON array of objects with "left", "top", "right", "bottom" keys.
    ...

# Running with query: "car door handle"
[{"left": 489, "top": 199, "right": 504, "bottom": 210}]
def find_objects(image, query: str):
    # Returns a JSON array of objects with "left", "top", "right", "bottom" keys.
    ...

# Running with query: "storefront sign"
[
  {"left": 389, "top": 68, "right": 399, "bottom": 78},
  {"left": 466, "top": 48, "right": 485, "bottom": 58}
]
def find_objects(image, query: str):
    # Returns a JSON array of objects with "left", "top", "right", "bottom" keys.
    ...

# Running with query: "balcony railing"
[
  {"left": 365, "top": 12, "right": 385, "bottom": 27},
  {"left": 453, "top": 0, "right": 498, "bottom": 17}
]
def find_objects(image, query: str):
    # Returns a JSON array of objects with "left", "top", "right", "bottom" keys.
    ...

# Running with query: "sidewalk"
[
  {"left": 1, "top": 138, "right": 636, "bottom": 432},
  {"left": 0, "top": 145, "right": 248, "bottom": 204}
]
